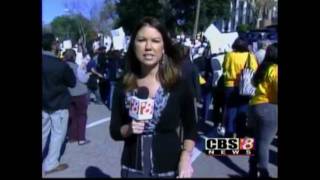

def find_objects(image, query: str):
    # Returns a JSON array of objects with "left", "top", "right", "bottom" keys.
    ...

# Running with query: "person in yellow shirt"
[
  {"left": 247, "top": 43, "right": 278, "bottom": 178},
  {"left": 222, "top": 37, "right": 258, "bottom": 138}
]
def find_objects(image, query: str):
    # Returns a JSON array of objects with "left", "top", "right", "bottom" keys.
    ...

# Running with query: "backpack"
[{"left": 239, "top": 53, "right": 256, "bottom": 96}]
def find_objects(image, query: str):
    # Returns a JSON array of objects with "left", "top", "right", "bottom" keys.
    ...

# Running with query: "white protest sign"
[
  {"left": 111, "top": 27, "right": 126, "bottom": 50},
  {"left": 63, "top": 40, "right": 72, "bottom": 50},
  {"left": 204, "top": 24, "right": 223, "bottom": 54},
  {"left": 204, "top": 24, "right": 239, "bottom": 53},
  {"left": 220, "top": 32, "right": 238, "bottom": 52}
]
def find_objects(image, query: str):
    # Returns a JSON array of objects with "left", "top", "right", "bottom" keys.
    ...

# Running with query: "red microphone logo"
[{"left": 129, "top": 97, "right": 154, "bottom": 120}]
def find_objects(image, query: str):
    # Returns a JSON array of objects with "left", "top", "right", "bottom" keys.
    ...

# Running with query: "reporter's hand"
[{"left": 130, "top": 120, "right": 145, "bottom": 134}]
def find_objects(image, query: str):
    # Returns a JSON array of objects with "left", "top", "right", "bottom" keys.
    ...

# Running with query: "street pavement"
[{"left": 43, "top": 102, "right": 277, "bottom": 178}]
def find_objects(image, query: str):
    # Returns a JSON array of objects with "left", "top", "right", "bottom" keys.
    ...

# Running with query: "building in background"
[{"left": 215, "top": 0, "right": 278, "bottom": 32}]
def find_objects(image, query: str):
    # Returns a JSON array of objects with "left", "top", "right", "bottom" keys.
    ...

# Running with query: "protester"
[
  {"left": 248, "top": 43, "right": 278, "bottom": 178},
  {"left": 109, "top": 17, "right": 197, "bottom": 178},
  {"left": 209, "top": 54, "right": 223, "bottom": 123},
  {"left": 106, "top": 50, "right": 125, "bottom": 109},
  {"left": 42, "top": 33, "right": 76, "bottom": 175},
  {"left": 199, "top": 46, "right": 214, "bottom": 128},
  {"left": 64, "top": 49, "right": 91, "bottom": 145},
  {"left": 96, "top": 46, "right": 109, "bottom": 105},
  {"left": 92, "top": 36, "right": 100, "bottom": 54},
  {"left": 222, "top": 37, "right": 258, "bottom": 137},
  {"left": 86, "top": 48, "right": 104, "bottom": 104},
  {"left": 175, "top": 43, "right": 201, "bottom": 101}
]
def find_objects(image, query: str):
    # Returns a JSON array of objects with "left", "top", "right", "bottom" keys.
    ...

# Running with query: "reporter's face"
[{"left": 134, "top": 25, "right": 164, "bottom": 67}]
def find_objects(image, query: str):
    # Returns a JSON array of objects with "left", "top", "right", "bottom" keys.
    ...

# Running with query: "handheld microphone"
[
  {"left": 129, "top": 87, "right": 155, "bottom": 171},
  {"left": 129, "top": 87, "right": 154, "bottom": 121}
]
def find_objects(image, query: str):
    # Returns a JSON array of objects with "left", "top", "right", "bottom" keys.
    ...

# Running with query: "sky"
[{"left": 42, "top": 0, "right": 104, "bottom": 24}]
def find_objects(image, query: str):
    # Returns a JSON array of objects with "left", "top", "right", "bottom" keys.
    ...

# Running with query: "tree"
[
  {"left": 164, "top": 0, "right": 231, "bottom": 35},
  {"left": 42, "top": 22, "right": 52, "bottom": 34},
  {"left": 90, "top": 0, "right": 119, "bottom": 34},
  {"left": 116, "top": 0, "right": 163, "bottom": 34},
  {"left": 168, "top": 0, "right": 196, "bottom": 35},
  {"left": 200, "top": 0, "right": 231, "bottom": 28},
  {"left": 50, "top": 15, "right": 95, "bottom": 44},
  {"left": 115, "top": 0, "right": 230, "bottom": 35},
  {"left": 62, "top": 0, "right": 96, "bottom": 50}
]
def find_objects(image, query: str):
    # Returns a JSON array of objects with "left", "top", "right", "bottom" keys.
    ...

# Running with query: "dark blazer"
[
  {"left": 42, "top": 51, "right": 76, "bottom": 113},
  {"left": 110, "top": 79, "right": 197, "bottom": 173}
]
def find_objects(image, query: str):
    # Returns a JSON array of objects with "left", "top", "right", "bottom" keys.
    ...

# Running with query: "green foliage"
[
  {"left": 91, "top": 0, "right": 118, "bottom": 34},
  {"left": 115, "top": 0, "right": 231, "bottom": 35},
  {"left": 51, "top": 16, "right": 77, "bottom": 41},
  {"left": 237, "top": 23, "right": 256, "bottom": 33},
  {"left": 116, "top": 0, "right": 163, "bottom": 34},
  {"left": 200, "top": 0, "right": 230, "bottom": 26},
  {"left": 49, "top": 0, "right": 232, "bottom": 42},
  {"left": 42, "top": 23, "right": 52, "bottom": 34},
  {"left": 50, "top": 14, "right": 96, "bottom": 44},
  {"left": 237, "top": 24, "right": 249, "bottom": 33},
  {"left": 172, "top": 0, "right": 230, "bottom": 33},
  {"left": 168, "top": 0, "right": 196, "bottom": 34}
]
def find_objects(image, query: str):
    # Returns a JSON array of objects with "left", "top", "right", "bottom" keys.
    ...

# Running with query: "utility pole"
[{"left": 193, "top": 0, "right": 201, "bottom": 39}]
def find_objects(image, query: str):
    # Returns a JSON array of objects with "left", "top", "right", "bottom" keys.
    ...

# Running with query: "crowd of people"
[{"left": 42, "top": 16, "right": 277, "bottom": 178}]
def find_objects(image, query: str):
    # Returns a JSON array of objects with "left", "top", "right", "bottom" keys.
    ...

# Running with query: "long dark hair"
[
  {"left": 173, "top": 43, "right": 190, "bottom": 61},
  {"left": 253, "top": 43, "right": 278, "bottom": 86},
  {"left": 232, "top": 37, "right": 249, "bottom": 52},
  {"left": 123, "top": 16, "right": 181, "bottom": 91}
]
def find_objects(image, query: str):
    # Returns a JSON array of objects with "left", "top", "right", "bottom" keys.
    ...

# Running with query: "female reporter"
[
  {"left": 248, "top": 43, "right": 278, "bottom": 178},
  {"left": 109, "top": 17, "right": 197, "bottom": 178}
]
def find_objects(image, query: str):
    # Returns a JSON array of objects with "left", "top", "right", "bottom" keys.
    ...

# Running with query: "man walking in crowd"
[
  {"left": 86, "top": 47, "right": 104, "bottom": 104},
  {"left": 42, "top": 33, "right": 76, "bottom": 175}
]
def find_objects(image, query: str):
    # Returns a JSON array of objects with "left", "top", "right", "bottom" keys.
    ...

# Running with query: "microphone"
[
  {"left": 128, "top": 87, "right": 155, "bottom": 170},
  {"left": 136, "top": 86, "right": 149, "bottom": 99},
  {"left": 129, "top": 87, "right": 154, "bottom": 121}
]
